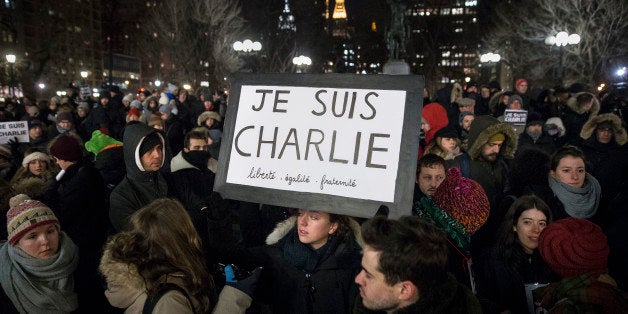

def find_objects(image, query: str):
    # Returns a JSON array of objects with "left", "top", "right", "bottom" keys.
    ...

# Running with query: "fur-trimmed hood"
[
  {"left": 197, "top": 111, "right": 222, "bottom": 127},
  {"left": 265, "top": 215, "right": 364, "bottom": 248},
  {"left": 580, "top": 113, "right": 627, "bottom": 145},
  {"left": 467, "top": 115, "right": 517, "bottom": 160},
  {"left": 566, "top": 92, "right": 600, "bottom": 115}
]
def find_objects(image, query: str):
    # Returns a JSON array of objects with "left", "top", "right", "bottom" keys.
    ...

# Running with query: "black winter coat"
[
  {"left": 258, "top": 217, "right": 362, "bottom": 314},
  {"left": 109, "top": 123, "right": 168, "bottom": 231}
]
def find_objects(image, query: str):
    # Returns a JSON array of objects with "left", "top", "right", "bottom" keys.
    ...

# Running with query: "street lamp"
[
  {"left": 154, "top": 80, "right": 161, "bottom": 87},
  {"left": 480, "top": 52, "right": 501, "bottom": 82},
  {"left": 233, "top": 39, "right": 262, "bottom": 53},
  {"left": 233, "top": 39, "right": 262, "bottom": 72},
  {"left": 292, "top": 55, "right": 312, "bottom": 73},
  {"left": 5, "top": 54, "right": 16, "bottom": 97},
  {"left": 545, "top": 31, "right": 580, "bottom": 85}
]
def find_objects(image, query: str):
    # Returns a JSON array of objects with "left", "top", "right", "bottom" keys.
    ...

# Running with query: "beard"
[{"left": 481, "top": 152, "right": 498, "bottom": 162}]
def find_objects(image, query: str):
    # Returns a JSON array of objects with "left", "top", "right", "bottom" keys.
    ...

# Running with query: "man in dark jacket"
[
  {"left": 44, "top": 134, "right": 111, "bottom": 312},
  {"left": 465, "top": 115, "right": 517, "bottom": 257},
  {"left": 354, "top": 216, "right": 482, "bottom": 313},
  {"left": 109, "top": 123, "right": 168, "bottom": 231}
]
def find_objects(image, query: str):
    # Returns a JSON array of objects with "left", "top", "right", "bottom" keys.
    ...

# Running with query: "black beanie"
[{"left": 139, "top": 132, "right": 162, "bottom": 157}]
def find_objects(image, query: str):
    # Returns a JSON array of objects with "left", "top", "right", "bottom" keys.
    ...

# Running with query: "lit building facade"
[
  {"left": 406, "top": 0, "right": 481, "bottom": 91},
  {"left": 1, "top": 0, "right": 103, "bottom": 99}
]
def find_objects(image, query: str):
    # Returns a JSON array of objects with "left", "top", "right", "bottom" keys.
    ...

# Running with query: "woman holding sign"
[{"left": 256, "top": 209, "right": 362, "bottom": 313}]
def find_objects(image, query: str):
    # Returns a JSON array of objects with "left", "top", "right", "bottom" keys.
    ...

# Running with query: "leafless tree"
[
  {"left": 138, "top": 0, "right": 245, "bottom": 88},
  {"left": 484, "top": 0, "right": 628, "bottom": 88}
]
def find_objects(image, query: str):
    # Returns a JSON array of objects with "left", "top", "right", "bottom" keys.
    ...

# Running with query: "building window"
[
  {"left": 465, "top": 0, "right": 477, "bottom": 6},
  {"left": 454, "top": 28, "right": 463, "bottom": 33},
  {"left": 452, "top": 8, "right": 463, "bottom": 15},
  {"left": 441, "top": 8, "right": 451, "bottom": 15},
  {"left": 442, "top": 51, "right": 451, "bottom": 57}
]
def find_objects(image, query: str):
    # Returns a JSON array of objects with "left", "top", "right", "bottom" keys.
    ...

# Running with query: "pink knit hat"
[{"left": 433, "top": 167, "right": 489, "bottom": 234}]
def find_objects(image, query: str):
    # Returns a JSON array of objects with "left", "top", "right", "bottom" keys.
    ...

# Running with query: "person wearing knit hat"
[
  {"left": 539, "top": 217, "right": 608, "bottom": 278},
  {"left": 515, "top": 79, "right": 528, "bottom": 94},
  {"left": 434, "top": 167, "right": 489, "bottom": 235},
  {"left": 42, "top": 133, "right": 112, "bottom": 311},
  {"left": 413, "top": 166, "right": 488, "bottom": 289},
  {"left": 474, "top": 195, "right": 558, "bottom": 313},
  {"left": 49, "top": 134, "right": 83, "bottom": 163},
  {"left": 20, "top": 151, "right": 51, "bottom": 175},
  {"left": 419, "top": 102, "right": 449, "bottom": 159},
  {"left": 130, "top": 99, "right": 142, "bottom": 110},
  {"left": 126, "top": 108, "right": 141, "bottom": 123},
  {"left": 122, "top": 93, "right": 134, "bottom": 105},
  {"left": 0, "top": 194, "right": 79, "bottom": 313},
  {"left": 534, "top": 218, "right": 628, "bottom": 312},
  {"left": 517, "top": 112, "right": 556, "bottom": 155},
  {"left": 48, "top": 111, "right": 76, "bottom": 138},
  {"left": 110, "top": 123, "right": 168, "bottom": 232},
  {"left": 158, "top": 92, "right": 169, "bottom": 106}
]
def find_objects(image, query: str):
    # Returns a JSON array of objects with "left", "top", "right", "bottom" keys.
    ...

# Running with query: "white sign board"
[
  {"left": 0, "top": 121, "right": 29, "bottom": 144},
  {"left": 227, "top": 86, "right": 405, "bottom": 203},
  {"left": 503, "top": 109, "right": 528, "bottom": 125},
  {"left": 215, "top": 73, "right": 423, "bottom": 219}
]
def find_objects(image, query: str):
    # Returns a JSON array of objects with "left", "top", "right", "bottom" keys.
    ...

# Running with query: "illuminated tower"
[{"left": 331, "top": 0, "right": 349, "bottom": 38}]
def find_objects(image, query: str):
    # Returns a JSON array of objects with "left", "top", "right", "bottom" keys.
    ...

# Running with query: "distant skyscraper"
[{"left": 278, "top": 0, "right": 296, "bottom": 32}]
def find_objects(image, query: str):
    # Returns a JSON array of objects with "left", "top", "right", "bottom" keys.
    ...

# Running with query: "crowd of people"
[{"left": 0, "top": 78, "right": 626, "bottom": 313}]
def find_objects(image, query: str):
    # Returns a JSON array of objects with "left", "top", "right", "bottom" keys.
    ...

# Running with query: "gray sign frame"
[{"left": 214, "top": 73, "right": 423, "bottom": 218}]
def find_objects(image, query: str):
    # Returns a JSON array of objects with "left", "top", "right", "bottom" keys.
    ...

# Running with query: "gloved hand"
[
  {"left": 8, "top": 136, "right": 20, "bottom": 156},
  {"left": 225, "top": 266, "right": 262, "bottom": 298}
]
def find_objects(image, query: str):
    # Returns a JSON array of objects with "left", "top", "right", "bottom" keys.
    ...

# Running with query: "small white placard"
[{"left": 0, "top": 121, "right": 30, "bottom": 144}]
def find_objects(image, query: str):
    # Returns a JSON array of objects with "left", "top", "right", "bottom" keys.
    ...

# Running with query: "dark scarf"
[
  {"left": 282, "top": 228, "right": 339, "bottom": 273},
  {"left": 0, "top": 231, "right": 79, "bottom": 313}
]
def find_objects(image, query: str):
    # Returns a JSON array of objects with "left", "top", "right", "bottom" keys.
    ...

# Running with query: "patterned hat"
[
  {"left": 538, "top": 217, "right": 609, "bottom": 278},
  {"left": 433, "top": 167, "right": 489, "bottom": 234},
  {"left": 7, "top": 194, "right": 59, "bottom": 244}
]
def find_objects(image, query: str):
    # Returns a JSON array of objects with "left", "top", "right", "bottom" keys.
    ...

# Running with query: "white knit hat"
[{"left": 21, "top": 152, "right": 51, "bottom": 168}]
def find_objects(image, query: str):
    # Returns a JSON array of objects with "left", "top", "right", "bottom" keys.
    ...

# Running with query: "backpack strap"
[{"left": 142, "top": 282, "right": 194, "bottom": 314}]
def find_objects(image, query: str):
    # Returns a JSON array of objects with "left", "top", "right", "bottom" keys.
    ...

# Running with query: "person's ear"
[
  {"left": 513, "top": 225, "right": 517, "bottom": 232},
  {"left": 549, "top": 170, "right": 556, "bottom": 179},
  {"left": 398, "top": 280, "right": 418, "bottom": 301},
  {"left": 329, "top": 222, "right": 339, "bottom": 235}
]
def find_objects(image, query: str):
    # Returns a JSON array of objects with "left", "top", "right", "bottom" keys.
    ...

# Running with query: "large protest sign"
[
  {"left": 215, "top": 73, "right": 423, "bottom": 219},
  {"left": 0, "top": 121, "right": 29, "bottom": 144}
]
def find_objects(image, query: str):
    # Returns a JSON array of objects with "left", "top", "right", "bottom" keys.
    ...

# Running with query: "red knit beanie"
[
  {"left": 515, "top": 78, "right": 528, "bottom": 89},
  {"left": 49, "top": 135, "right": 82, "bottom": 162},
  {"left": 433, "top": 167, "right": 489, "bottom": 234},
  {"left": 538, "top": 217, "right": 609, "bottom": 278}
]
